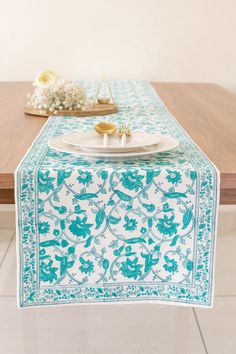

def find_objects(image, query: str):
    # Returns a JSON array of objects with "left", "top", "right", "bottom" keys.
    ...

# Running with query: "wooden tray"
[{"left": 24, "top": 103, "right": 118, "bottom": 117}]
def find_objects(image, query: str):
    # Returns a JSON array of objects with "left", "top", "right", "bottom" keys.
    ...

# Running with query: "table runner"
[{"left": 15, "top": 81, "right": 219, "bottom": 308}]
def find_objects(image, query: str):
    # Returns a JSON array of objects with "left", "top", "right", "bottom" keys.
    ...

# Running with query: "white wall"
[{"left": 0, "top": 0, "right": 235, "bottom": 92}]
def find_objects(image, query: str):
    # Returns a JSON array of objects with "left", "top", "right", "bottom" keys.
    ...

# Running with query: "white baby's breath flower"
[{"left": 28, "top": 75, "right": 87, "bottom": 114}]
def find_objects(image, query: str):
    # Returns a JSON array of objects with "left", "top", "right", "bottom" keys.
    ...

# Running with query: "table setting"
[
  {"left": 48, "top": 122, "right": 179, "bottom": 158},
  {"left": 15, "top": 75, "right": 219, "bottom": 308}
]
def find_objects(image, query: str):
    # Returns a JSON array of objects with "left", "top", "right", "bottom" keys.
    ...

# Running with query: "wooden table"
[{"left": 0, "top": 82, "right": 235, "bottom": 204}]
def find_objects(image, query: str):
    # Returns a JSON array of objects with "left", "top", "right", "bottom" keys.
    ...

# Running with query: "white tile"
[
  {"left": 196, "top": 297, "right": 236, "bottom": 354},
  {"left": 218, "top": 205, "right": 236, "bottom": 234},
  {"left": 0, "top": 229, "right": 14, "bottom": 265},
  {"left": 215, "top": 230, "right": 236, "bottom": 295},
  {"left": 0, "top": 205, "right": 15, "bottom": 229},
  {"left": 0, "top": 238, "right": 16, "bottom": 296},
  {"left": 0, "top": 298, "right": 205, "bottom": 354}
]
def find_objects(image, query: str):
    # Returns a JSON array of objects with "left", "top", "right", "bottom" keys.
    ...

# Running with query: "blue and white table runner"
[{"left": 15, "top": 81, "right": 219, "bottom": 308}]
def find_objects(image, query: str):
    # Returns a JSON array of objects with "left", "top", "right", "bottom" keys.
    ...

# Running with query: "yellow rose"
[{"left": 35, "top": 70, "right": 58, "bottom": 86}]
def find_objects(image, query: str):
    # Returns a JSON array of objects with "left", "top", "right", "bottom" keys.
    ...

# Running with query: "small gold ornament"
[
  {"left": 95, "top": 121, "right": 116, "bottom": 135},
  {"left": 118, "top": 123, "right": 131, "bottom": 137},
  {"left": 95, "top": 121, "right": 116, "bottom": 148},
  {"left": 94, "top": 76, "right": 115, "bottom": 105},
  {"left": 97, "top": 98, "right": 110, "bottom": 104}
]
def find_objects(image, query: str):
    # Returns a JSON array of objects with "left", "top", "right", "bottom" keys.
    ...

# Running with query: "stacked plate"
[{"left": 48, "top": 131, "right": 179, "bottom": 158}]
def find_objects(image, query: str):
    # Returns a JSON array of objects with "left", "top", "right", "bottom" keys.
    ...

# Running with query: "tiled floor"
[{"left": 0, "top": 207, "right": 235, "bottom": 354}]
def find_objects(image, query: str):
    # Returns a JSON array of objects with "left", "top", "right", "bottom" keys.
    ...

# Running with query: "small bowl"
[{"left": 97, "top": 98, "right": 110, "bottom": 104}]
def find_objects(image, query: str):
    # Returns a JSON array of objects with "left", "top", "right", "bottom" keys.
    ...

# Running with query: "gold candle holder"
[{"left": 97, "top": 98, "right": 110, "bottom": 104}]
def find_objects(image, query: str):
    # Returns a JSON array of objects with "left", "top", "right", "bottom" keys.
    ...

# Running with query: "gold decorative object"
[
  {"left": 95, "top": 121, "right": 116, "bottom": 147},
  {"left": 118, "top": 123, "right": 131, "bottom": 137},
  {"left": 94, "top": 76, "right": 115, "bottom": 105},
  {"left": 95, "top": 121, "right": 116, "bottom": 135},
  {"left": 97, "top": 98, "right": 110, "bottom": 104},
  {"left": 117, "top": 123, "right": 131, "bottom": 147}
]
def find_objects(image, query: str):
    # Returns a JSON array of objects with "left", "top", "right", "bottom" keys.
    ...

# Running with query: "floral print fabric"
[{"left": 15, "top": 81, "right": 219, "bottom": 307}]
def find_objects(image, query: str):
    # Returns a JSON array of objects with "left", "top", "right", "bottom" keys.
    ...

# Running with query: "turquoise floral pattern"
[
  {"left": 40, "top": 260, "right": 58, "bottom": 283},
  {"left": 38, "top": 171, "right": 55, "bottom": 194},
  {"left": 77, "top": 170, "right": 93, "bottom": 185},
  {"left": 166, "top": 169, "right": 182, "bottom": 185},
  {"left": 120, "top": 258, "right": 143, "bottom": 280},
  {"left": 16, "top": 80, "right": 219, "bottom": 308},
  {"left": 186, "top": 260, "right": 193, "bottom": 271},
  {"left": 123, "top": 216, "right": 138, "bottom": 231},
  {"left": 69, "top": 216, "right": 92, "bottom": 238},
  {"left": 38, "top": 221, "right": 50, "bottom": 235},
  {"left": 120, "top": 170, "right": 144, "bottom": 191},
  {"left": 156, "top": 215, "right": 179, "bottom": 236},
  {"left": 143, "top": 203, "right": 155, "bottom": 213},
  {"left": 79, "top": 259, "right": 94, "bottom": 274},
  {"left": 163, "top": 256, "right": 178, "bottom": 273}
]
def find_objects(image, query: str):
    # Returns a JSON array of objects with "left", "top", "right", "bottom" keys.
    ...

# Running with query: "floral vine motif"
[{"left": 35, "top": 154, "right": 208, "bottom": 296}]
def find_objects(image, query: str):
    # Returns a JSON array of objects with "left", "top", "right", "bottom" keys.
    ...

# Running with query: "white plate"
[
  {"left": 62, "top": 131, "right": 161, "bottom": 153},
  {"left": 48, "top": 135, "right": 179, "bottom": 159}
]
